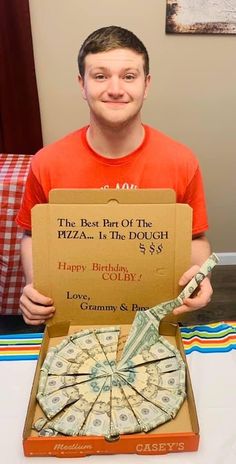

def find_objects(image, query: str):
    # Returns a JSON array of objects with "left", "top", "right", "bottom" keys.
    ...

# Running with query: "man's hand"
[
  {"left": 19, "top": 283, "right": 55, "bottom": 325},
  {"left": 173, "top": 264, "right": 213, "bottom": 316}
]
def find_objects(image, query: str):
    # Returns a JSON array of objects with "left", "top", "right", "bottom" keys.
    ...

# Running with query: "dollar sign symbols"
[
  {"left": 139, "top": 243, "right": 146, "bottom": 254},
  {"left": 149, "top": 242, "right": 155, "bottom": 255},
  {"left": 156, "top": 243, "right": 163, "bottom": 254}
]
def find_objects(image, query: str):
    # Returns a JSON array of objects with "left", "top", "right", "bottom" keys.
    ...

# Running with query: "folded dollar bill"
[{"left": 34, "top": 254, "right": 218, "bottom": 438}]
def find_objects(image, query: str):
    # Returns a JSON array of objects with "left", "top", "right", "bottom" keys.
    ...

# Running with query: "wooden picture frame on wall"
[{"left": 166, "top": 0, "right": 236, "bottom": 34}]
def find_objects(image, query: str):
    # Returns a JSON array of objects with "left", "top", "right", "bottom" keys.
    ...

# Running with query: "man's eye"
[
  {"left": 95, "top": 74, "right": 106, "bottom": 80},
  {"left": 124, "top": 74, "right": 135, "bottom": 81}
]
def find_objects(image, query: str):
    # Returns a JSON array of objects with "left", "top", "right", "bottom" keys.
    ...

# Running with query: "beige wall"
[{"left": 29, "top": 0, "right": 236, "bottom": 252}]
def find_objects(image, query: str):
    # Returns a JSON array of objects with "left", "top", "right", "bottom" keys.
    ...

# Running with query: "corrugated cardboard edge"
[
  {"left": 32, "top": 205, "right": 52, "bottom": 300},
  {"left": 49, "top": 188, "right": 176, "bottom": 204}
]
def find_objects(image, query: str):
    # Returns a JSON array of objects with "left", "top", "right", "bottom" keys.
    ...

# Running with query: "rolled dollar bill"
[{"left": 177, "top": 252, "right": 219, "bottom": 304}]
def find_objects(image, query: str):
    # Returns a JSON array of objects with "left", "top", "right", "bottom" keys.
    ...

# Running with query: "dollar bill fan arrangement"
[{"left": 33, "top": 254, "right": 219, "bottom": 438}]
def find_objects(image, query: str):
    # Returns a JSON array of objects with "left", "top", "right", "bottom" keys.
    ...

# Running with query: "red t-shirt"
[{"left": 16, "top": 125, "right": 208, "bottom": 235}]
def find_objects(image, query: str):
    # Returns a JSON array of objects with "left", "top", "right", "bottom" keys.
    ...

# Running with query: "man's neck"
[{"left": 86, "top": 119, "right": 145, "bottom": 159}]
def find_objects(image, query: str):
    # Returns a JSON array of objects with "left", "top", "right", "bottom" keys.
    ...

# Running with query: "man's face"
[{"left": 79, "top": 48, "right": 150, "bottom": 129}]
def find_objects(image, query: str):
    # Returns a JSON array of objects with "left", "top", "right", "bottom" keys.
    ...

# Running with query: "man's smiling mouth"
[{"left": 102, "top": 101, "right": 129, "bottom": 106}]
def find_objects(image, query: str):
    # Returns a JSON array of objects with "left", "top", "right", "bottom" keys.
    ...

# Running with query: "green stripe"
[
  {"left": 181, "top": 328, "right": 234, "bottom": 339},
  {"left": 0, "top": 339, "right": 42, "bottom": 345}
]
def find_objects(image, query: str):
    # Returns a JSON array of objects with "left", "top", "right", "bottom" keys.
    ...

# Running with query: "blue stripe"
[
  {"left": 0, "top": 355, "right": 39, "bottom": 361},
  {"left": 180, "top": 324, "right": 235, "bottom": 334},
  {"left": 184, "top": 344, "right": 236, "bottom": 355},
  {"left": 0, "top": 333, "right": 43, "bottom": 340}
]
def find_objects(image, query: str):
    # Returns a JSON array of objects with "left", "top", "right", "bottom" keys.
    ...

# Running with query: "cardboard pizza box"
[{"left": 23, "top": 189, "right": 199, "bottom": 457}]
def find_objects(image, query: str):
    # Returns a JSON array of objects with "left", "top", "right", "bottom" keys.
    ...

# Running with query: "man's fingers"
[
  {"left": 20, "top": 302, "right": 54, "bottom": 325},
  {"left": 173, "top": 296, "right": 211, "bottom": 315},
  {"left": 19, "top": 283, "right": 55, "bottom": 326},
  {"left": 173, "top": 278, "right": 213, "bottom": 315},
  {"left": 22, "top": 315, "right": 46, "bottom": 326},
  {"left": 20, "top": 294, "right": 55, "bottom": 318},
  {"left": 178, "top": 265, "right": 200, "bottom": 286},
  {"left": 173, "top": 304, "right": 194, "bottom": 315},
  {"left": 22, "top": 283, "right": 53, "bottom": 306}
]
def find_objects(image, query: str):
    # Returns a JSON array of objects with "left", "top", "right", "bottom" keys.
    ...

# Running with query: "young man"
[{"left": 16, "top": 26, "right": 212, "bottom": 326}]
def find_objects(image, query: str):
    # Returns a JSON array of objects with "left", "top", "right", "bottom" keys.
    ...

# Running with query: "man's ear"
[
  {"left": 78, "top": 74, "right": 87, "bottom": 100},
  {"left": 144, "top": 74, "right": 151, "bottom": 99}
]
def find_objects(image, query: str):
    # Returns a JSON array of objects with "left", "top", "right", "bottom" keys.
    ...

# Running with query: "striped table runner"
[
  {"left": 0, "top": 333, "right": 43, "bottom": 361},
  {"left": 0, "top": 322, "right": 235, "bottom": 361},
  {"left": 180, "top": 321, "right": 236, "bottom": 354}
]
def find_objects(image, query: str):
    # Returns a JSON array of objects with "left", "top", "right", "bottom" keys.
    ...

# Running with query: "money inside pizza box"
[{"left": 23, "top": 189, "right": 200, "bottom": 457}]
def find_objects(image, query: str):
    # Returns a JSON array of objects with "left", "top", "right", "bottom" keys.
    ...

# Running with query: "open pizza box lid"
[{"left": 32, "top": 188, "right": 192, "bottom": 327}]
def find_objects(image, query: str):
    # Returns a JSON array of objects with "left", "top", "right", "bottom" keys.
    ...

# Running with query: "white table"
[{"left": 1, "top": 349, "right": 235, "bottom": 464}]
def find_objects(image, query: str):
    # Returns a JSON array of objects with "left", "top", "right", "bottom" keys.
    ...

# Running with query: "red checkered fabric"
[{"left": 0, "top": 154, "right": 31, "bottom": 315}]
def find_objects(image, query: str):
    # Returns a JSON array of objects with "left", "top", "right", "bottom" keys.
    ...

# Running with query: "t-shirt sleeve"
[
  {"left": 16, "top": 165, "right": 47, "bottom": 230},
  {"left": 183, "top": 165, "right": 209, "bottom": 236}
]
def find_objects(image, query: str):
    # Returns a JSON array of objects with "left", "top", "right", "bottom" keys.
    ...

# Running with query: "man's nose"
[{"left": 107, "top": 77, "right": 124, "bottom": 96}]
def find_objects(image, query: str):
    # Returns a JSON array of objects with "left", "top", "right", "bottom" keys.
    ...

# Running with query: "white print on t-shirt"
[{"left": 101, "top": 183, "right": 138, "bottom": 190}]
